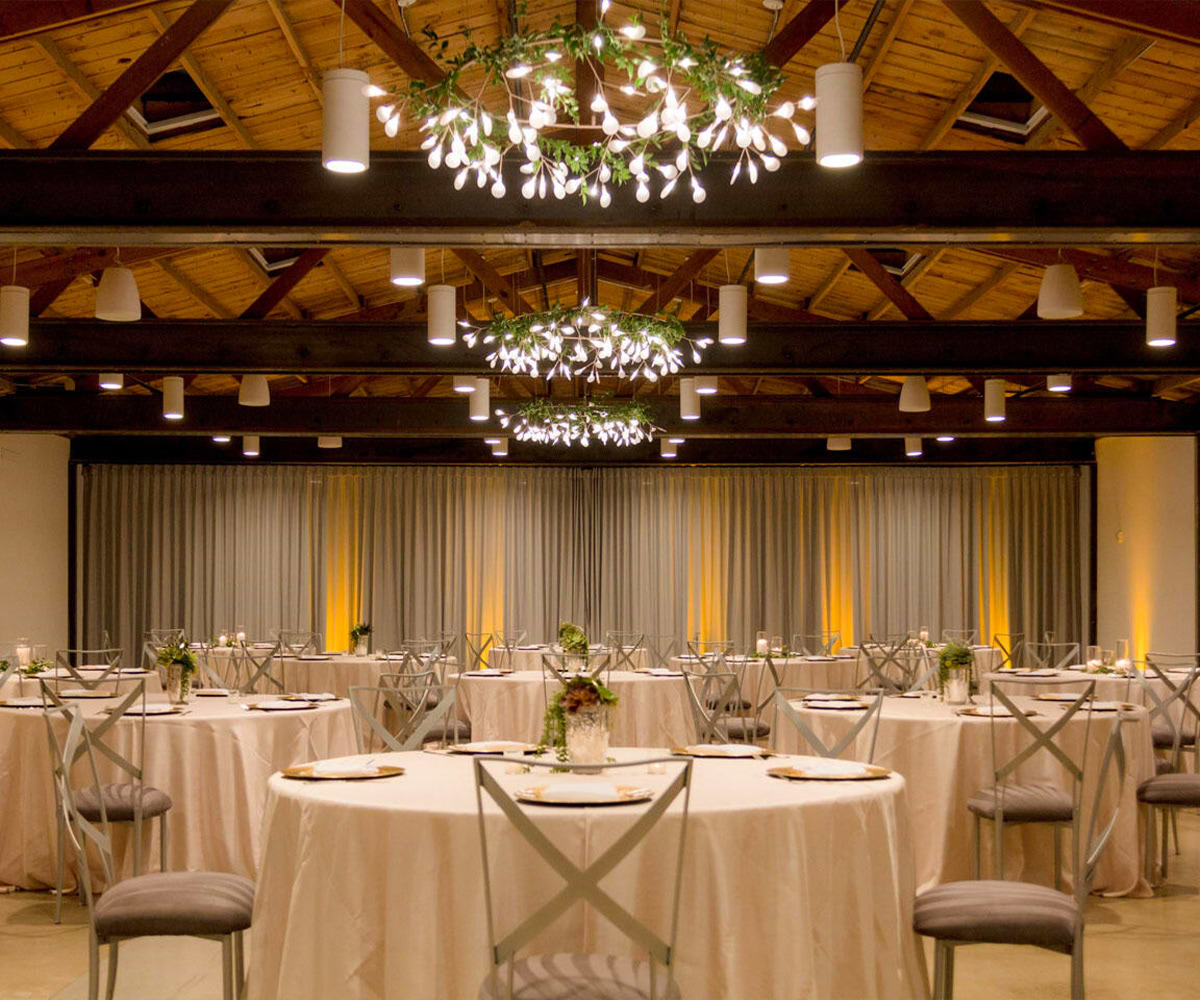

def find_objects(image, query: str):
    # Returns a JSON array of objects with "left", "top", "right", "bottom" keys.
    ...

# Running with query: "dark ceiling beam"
[
  {"left": 50, "top": 1, "right": 233, "bottom": 149},
  {"left": 13, "top": 395, "right": 1196, "bottom": 438},
  {"left": 1020, "top": 1, "right": 1200, "bottom": 47},
  {"left": 762, "top": 0, "right": 852, "bottom": 66},
  {"left": 843, "top": 249, "right": 934, "bottom": 320},
  {"left": 944, "top": 0, "right": 1127, "bottom": 152},
  {"left": 13, "top": 247, "right": 178, "bottom": 289},
  {"left": 239, "top": 249, "right": 327, "bottom": 319},
  {"left": 0, "top": 1, "right": 162, "bottom": 42},
  {"left": 5, "top": 151, "right": 1200, "bottom": 246},
  {"left": 636, "top": 250, "right": 720, "bottom": 315},
  {"left": 8, "top": 318, "right": 1200, "bottom": 376},
  {"left": 69, "top": 435, "right": 1097, "bottom": 467}
]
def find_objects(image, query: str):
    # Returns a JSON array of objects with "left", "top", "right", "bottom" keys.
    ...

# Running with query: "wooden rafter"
[
  {"left": 575, "top": 0, "right": 603, "bottom": 126},
  {"left": 156, "top": 258, "right": 232, "bottom": 318},
  {"left": 866, "top": 250, "right": 945, "bottom": 321},
  {"left": 322, "top": 257, "right": 362, "bottom": 311},
  {"left": 762, "top": 0, "right": 851, "bottom": 67},
  {"left": 983, "top": 248, "right": 1200, "bottom": 303},
  {"left": 944, "top": 0, "right": 1127, "bottom": 151},
  {"left": 335, "top": 0, "right": 463, "bottom": 93},
  {"left": 0, "top": 1, "right": 161, "bottom": 43},
  {"left": 50, "top": 0, "right": 233, "bottom": 150},
  {"left": 12, "top": 246, "right": 175, "bottom": 288},
  {"left": 940, "top": 261, "right": 1020, "bottom": 320},
  {"left": 452, "top": 249, "right": 533, "bottom": 315},
  {"left": 240, "top": 249, "right": 328, "bottom": 319},
  {"left": 636, "top": 249, "right": 720, "bottom": 315},
  {"left": 1142, "top": 93, "right": 1200, "bottom": 150},
  {"left": 861, "top": 0, "right": 914, "bottom": 91},
  {"left": 843, "top": 250, "right": 934, "bottom": 321},
  {"left": 666, "top": 0, "right": 683, "bottom": 36},
  {"left": 234, "top": 250, "right": 304, "bottom": 320},
  {"left": 29, "top": 278, "right": 77, "bottom": 317},
  {"left": 1023, "top": 1, "right": 1200, "bottom": 47},
  {"left": 265, "top": 0, "right": 323, "bottom": 106},
  {"left": 808, "top": 259, "right": 853, "bottom": 312}
]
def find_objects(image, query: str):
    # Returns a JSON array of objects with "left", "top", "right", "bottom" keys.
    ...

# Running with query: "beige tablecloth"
[
  {"left": 1, "top": 669, "right": 163, "bottom": 698},
  {"left": 772, "top": 695, "right": 1154, "bottom": 897},
  {"left": 669, "top": 654, "right": 861, "bottom": 695},
  {"left": 488, "top": 645, "right": 649, "bottom": 672},
  {"left": 454, "top": 670, "right": 694, "bottom": 746},
  {"left": 205, "top": 648, "right": 426, "bottom": 699},
  {"left": 248, "top": 747, "right": 928, "bottom": 1000},
  {"left": 0, "top": 696, "right": 355, "bottom": 889}
]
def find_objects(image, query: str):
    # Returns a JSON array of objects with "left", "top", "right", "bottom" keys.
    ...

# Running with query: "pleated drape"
[{"left": 76, "top": 464, "right": 1084, "bottom": 654}]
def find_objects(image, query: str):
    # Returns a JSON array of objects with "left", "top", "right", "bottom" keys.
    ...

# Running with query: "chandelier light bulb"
[
  {"left": 469, "top": 378, "right": 490, "bottom": 421},
  {"left": 679, "top": 377, "right": 701, "bottom": 420},
  {"left": 1037, "top": 263, "right": 1083, "bottom": 319},
  {"left": 98, "top": 373, "right": 124, "bottom": 390},
  {"left": 162, "top": 376, "right": 184, "bottom": 420},
  {"left": 1146, "top": 286, "right": 1178, "bottom": 347},
  {"left": 322, "top": 68, "right": 370, "bottom": 174},
  {"left": 242, "top": 435, "right": 261, "bottom": 457},
  {"left": 905, "top": 436, "right": 922, "bottom": 458},
  {"left": 453, "top": 375, "right": 477, "bottom": 393},
  {"left": 95, "top": 267, "right": 140, "bottom": 322},
  {"left": 815, "top": 62, "right": 864, "bottom": 168},
  {"left": 317, "top": 436, "right": 343, "bottom": 449},
  {"left": 718, "top": 284, "right": 748, "bottom": 345},
  {"left": 389, "top": 247, "right": 425, "bottom": 286},
  {"left": 826, "top": 436, "right": 852, "bottom": 451},
  {"left": 898, "top": 375, "right": 931, "bottom": 413},
  {"left": 754, "top": 248, "right": 789, "bottom": 285},
  {"left": 1046, "top": 373, "right": 1072, "bottom": 392},
  {"left": 238, "top": 374, "right": 271, "bottom": 407},
  {"left": 427, "top": 284, "right": 457, "bottom": 346},
  {"left": 984, "top": 378, "right": 1006, "bottom": 422},
  {"left": 0, "top": 285, "right": 29, "bottom": 347}
]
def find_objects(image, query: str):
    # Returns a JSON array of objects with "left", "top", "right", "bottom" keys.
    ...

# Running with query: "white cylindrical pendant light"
[
  {"left": 469, "top": 378, "right": 490, "bottom": 421},
  {"left": 660, "top": 438, "right": 678, "bottom": 458},
  {"left": 1037, "top": 263, "right": 1082, "bottom": 319},
  {"left": 668, "top": 436, "right": 685, "bottom": 444},
  {"left": 1147, "top": 286, "right": 1178, "bottom": 347},
  {"left": 95, "top": 267, "right": 140, "bottom": 322},
  {"left": 0, "top": 285, "right": 29, "bottom": 346},
  {"left": 98, "top": 372, "right": 123, "bottom": 390},
  {"left": 694, "top": 375, "right": 719, "bottom": 395},
  {"left": 936, "top": 434, "right": 955, "bottom": 443},
  {"left": 984, "top": 378, "right": 1006, "bottom": 422},
  {"left": 453, "top": 375, "right": 476, "bottom": 393},
  {"left": 427, "top": 284, "right": 456, "bottom": 345},
  {"left": 1046, "top": 373, "right": 1072, "bottom": 392},
  {"left": 389, "top": 247, "right": 425, "bottom": 287},
  {"left": 898, "top": 375, "right": 931, "bottom": 413},
  {"left": 238, "top": 374, "right": 271, "bottom": 407},
  {"left": 492, "top": 436, "right": 509, "bottom": 457},
  {"left": 718, "top": 284, "right": 747, "bottom": 344},
  {"left": 162, "top": 376, "right": 184, "bottom": 420},
  {"left": 826, "top": 436, "right": 852, "bottom": 451},
  {"left": 905, "top": 436, "right": 922, "bottom": 457},
  {"left": 815, "top": 62, "right": 864, "bottom": 168},
  {"left": 754, "top": 248, "right": 789, "bottom": 285},
  {"left": 212, "top": 434, "right": 231, "bottom": 444},
  {"left": 242, "top": 435, "right": 261, "bottom": 457},
  {"left": 318, "top": 435, "right": 343, "bottom": 449},
  {"left": 679, "top": 377, "right": 700, "bottom": 420},
  {"left": 322, "top": 68, "right": 370, "bottom": 174}
]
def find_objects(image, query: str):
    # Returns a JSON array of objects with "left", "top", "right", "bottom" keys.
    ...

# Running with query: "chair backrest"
[
  {"left": 237, "top": 641, "right": 285, "bottom": 695},
  {"left": 279, "top": 630, "right": 321, "bottom": 657},
  {"left": 859, "top": 639, "right": 932, "bottom": 694},
  {"left": 1139, "top": 662, "right": 1200, "bottom": 771},
  {"left": 941, "top": 628, "right": 978, "bottom": 645},
  {"left": 605, "top": 631, "right": 645, "bottom": 672},
  {"left": 348, "top": 678, "right": 458, "bottom": 752},
  {"left": 771, "top": 688, "right": 885, "bottom": 762},
  {"left": 54, "top": 647, "right": 123, "bottom": 691},
  {"left": 993, "top": 632, "right": 1025, "bottom": 671},
  {"left": 680, "top": 667, "right": 752, "bottom": 744},
  {"left": 474, "top": 755, "right": 692, "bottom": 1000},
  {"left": 643, "top": 634, "right": 680, "bottom": 671},
  {"left": 541, "top": 650, "right": 611, "bottom": 684},
  {"left": 465, "top": 631, "right": 494, "bottom": 671},
  {"left": 684, "top": 639, "right": 733, "bottom": 669},
  {"left": 790, "top": 632, "right": 839, "bottom": 657},
  {"left": 0, "top": 643, "right": 19, "bottom": 688},
  {"left": 1026, "top": 641, "right": 1081, "bottom": 671},
  {"left": 1145, "top": 650, "right": 1200, "bottom": 670}
]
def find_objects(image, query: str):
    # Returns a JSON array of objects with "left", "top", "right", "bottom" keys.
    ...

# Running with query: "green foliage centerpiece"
[
  {"left": 938, "top": 641, "right": 974, "bottom": 705},
  {"left": 156, "top": 639, "right": 197, "bottom": 704},
  {"left": 557, "top": 620, "right": 590, "bottom": 655},
  {"left": 540, "top": 675, "right": 619, "bottom": 765},
  {"left": 497, "top": 397, "right": 660, "bottom": 447},
  {"left": 350, "top": 622, "right": 373, "bottom": 656}
]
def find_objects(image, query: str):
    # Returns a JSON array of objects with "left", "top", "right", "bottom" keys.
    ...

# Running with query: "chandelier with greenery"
[
  {"left": 372, "top": 4, "right": 811, "bottom": 205},
  {"left": 461, "top": 300, "right": 709, "bottom": 381},
  {"left": 496, "top": 397, "right": 659, "bottom": 447}
]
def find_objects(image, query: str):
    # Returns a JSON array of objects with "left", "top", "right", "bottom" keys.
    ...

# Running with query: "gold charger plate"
[
  {"left": 446, "top": 741, "right": 539, "bottom": 755},
  {"left": 767, "top": 763, "right": 891, "bottom": 782},
  {"left": 956, "top": 706, "right": 1040, "bottom": 718},
  {"left": 0, "top": 698, "right": 44, "bottom": 709},
  {"left": 245, "top": 701, "right": 319, "bottom": 711},
  {"left": 57, "top": 689, "right": 116, "bottom": 700},
  {"left": 281, "top": 764, "right": 405, "bottom": 781},
  {"left": 107, "top": 705, "right": 186, "bottom": 716},
  {"left": 801, "top": 698, "right": 870, "bottom": 711},
  {"left": 671, "top": 745, "right": 779, "bottom": 759},
  {"left": 516, "top": 783, "right": 653, "bottom": 806}
]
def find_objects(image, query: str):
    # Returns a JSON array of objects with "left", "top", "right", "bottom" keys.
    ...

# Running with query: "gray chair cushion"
[
  {"left": 94, "top": 871, "right": 254, "bottom": 938},
  {"left": 966, "top": 782, "right": 1073, "bottom": 823},
  {"left": 1151, "top": 719, "right": 1197, "bottom": 749},
  {"left": 1155, "top": 756, "right": 1176, "bottom": 775},
  {"left": 74, "top": 783, "right": 173, "bottom": 822},
  {"left": 1137, "top": 773, "right": 1200, "bottom": 806},
  {"left": 913, "top": 880, "right": 1078, "bottom": 949},
  {"left": 477, "top": 953, "right": 681, "bottom": 1000},
  {"left": 716, "top": 718, "right": 770, "bottom": 740},
  {"left": 421, "top": 718, "right": 472, "bottom": 743}
]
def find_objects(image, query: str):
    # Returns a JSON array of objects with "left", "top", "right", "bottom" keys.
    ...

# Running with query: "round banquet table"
[
  {"left": 772, "top": 694, "right": 1154, "bottom": 897},
  {"left": 0, "top": 695, "right": 355, "bottom": 890},
  {"left": 853, "top": 644, "right": 1004, "bottom": 684},
  {"left": 1, "top": 668, "right": 163, "bottom": 699},
  {"left": 670, "top": 654, "right": 861, "bottom": 695},
  {"left": 454, "top": 670, "right": 694, "bottom": 746},
  {"left": 981, "top": 666, "right": 1200, "bottom": 712},
  {"left": 203, "top": 648, "right": 446, "bottom": 699},
  {"left": 247, "top": 747, "right": 928, "bottom": 1000},
  {"left": 489, "top": 644, "right": 648, "bottom": 672}
]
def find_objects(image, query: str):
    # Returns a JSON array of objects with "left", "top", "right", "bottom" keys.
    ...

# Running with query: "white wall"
[
  {"left": 0, "top": 435, "right": 69, "bottom": 653},
  {"left": 1096, "top": 436, "right": 1197, "bottom": 657}
]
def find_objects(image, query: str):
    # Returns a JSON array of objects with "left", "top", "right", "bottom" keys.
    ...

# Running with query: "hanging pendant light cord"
[
  {"left": 338, "top": 0, "right": 346, "bottom": 67},
  {"left": 833, "top": 0, "right": 846, "bottom": 61},
  {"left": 10, "top": 247, "right": 15, "bottom": 285}
]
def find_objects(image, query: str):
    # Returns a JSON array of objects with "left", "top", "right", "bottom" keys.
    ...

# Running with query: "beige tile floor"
[{"left": 2, "top": 810, "right": 1198, "bottom": 999}]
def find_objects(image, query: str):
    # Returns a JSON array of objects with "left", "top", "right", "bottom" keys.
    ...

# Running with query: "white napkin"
[
  {"left": 311, "top": 759, "right": 380, "bottom": 775},
  {"left": 293, "top": 692, "right": 336, "bottom": 701},
  {"left": 801, "top": 759, "right": 869, "bottom": 777}
]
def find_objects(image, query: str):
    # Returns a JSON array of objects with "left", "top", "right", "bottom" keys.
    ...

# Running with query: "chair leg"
[
  {"left": 132, "top": 813, "right": 142, "bottom": 877},
  {"left": 233, "top": 930, "right": 245, "bottom": 1000},
  {"left": 1161, "top": 807, "right": 1170, "bottom": 881},
  {"left": 222, "top": 936, "right": 233, "bottom": 1000},
  {"left": 1070, "top": 928, "right": 1085, "bottom": 1000},
  {"left": 1171, "top": 808, "right": 1181, "bottom": 856},
  {"left": 1053, "top": 824, "right": 1063, "bottom": 893},
  {"left": 1145, "top": 805, "right": 1157, "bottom": 883},
  {"left": 159, "top": 813, "right": 168, "bottom": 872},
  {"left": 88, "top": 929, "right": 100, "bottom": 1000},
  {"left": 105, "top": 940, "right": 119, "bottom": 1000},
  {"left": 932, "top": 940, "right": 955, "bottom": 999},
  {"left": 994, "top": 816, "right": 1005, "bottom": 882},
  {"left": 944, "top": 942, "right": 955, "bottom": 998},
  {"left": 972, "top": 814, "right": 981, "bottom": 879},
  {"left": 54, "top": 810, "right": 66, "bottom": 924}
]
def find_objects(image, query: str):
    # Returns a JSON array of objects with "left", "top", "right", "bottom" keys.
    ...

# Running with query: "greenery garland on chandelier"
[
  {"left": 462, "top": 300, "right": 709, "bottom": 381},
  {"left": 496, "top": 396, "right": 660, "bottom": 447},
  {"left": 371, "top": 4, "right": 812, "bottom": 205}
]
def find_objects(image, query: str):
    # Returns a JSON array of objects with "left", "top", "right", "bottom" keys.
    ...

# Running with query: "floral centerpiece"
[
  {"left": 20, "top": 656, "right": 52, "bottom": 677},
  {"left": 156, "top": 639, "right": 197, "bottom": 704},
  {"left": 557, "top": 621, "right": 589, "bottom": 656},
  {"left": 539, "top": 675, "right": 618, "bottom": 765},
  {"left": 938, "top": 641, "right": 973, "bottom": 705},
  {"left": 350, "top": 622, "right": 373, "bottom": 657}
]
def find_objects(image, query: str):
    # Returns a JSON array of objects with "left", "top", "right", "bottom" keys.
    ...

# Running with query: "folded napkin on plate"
[
  {"left": 310, "top": 759, "right": 380, "bottom": 775},
  {"left": 294, "top": 692, "right": 337, "bottom": 701},
  {"left": 801, "top": 759, "right": 869, "bottom": 777}
]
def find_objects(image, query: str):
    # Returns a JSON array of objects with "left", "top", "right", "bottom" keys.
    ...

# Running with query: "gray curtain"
[{"left": 76, "top": 464, "right": 1085, "bottom": 656}]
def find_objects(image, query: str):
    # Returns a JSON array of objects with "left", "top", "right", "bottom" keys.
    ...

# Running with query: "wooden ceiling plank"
[
  {"left": 335, "top": 0, "right": 465, "bottom": 95},
  {"left": 919, "top": 9, "right": 1035, "bottom": 151},
  {"left": 14, "top": 246, "right": 176, "bottom": 288},
  {"left": 944, "top": 0, "right": 1127, "bottom": 152},
  {"left": 866, "top": 249, "right": 945, "bottom": 321},
  {"left": 984, "top": 248, "right": 1200, "bottom": 303},
  {"left": 636, "top": 249, "right": 720, "bottom": 315},
  {"left": 1151, "top": 374, "right": 1200, "bottom": 397},
  {"left": 50, "top": 0, "right": 233, "bottom": 150},
  {"left": 32, "top": 35, "right": 151, "bottom": 149},
  {"left": 1025, "top": 35, "right": 1153, "bottom": 149},
  {"left": 844, "top": 249, "right": 934, "bottom": 321},
  {"left": 667, "top": 0, "right": 683, "bottom": 35},
  {"left": 322, "top": 257, "right": 362, "bottom": 311},
  {"left": 762, "top": 0, "right": 851, "bottom": 67},
  {"left": 861, "top": 0, "right": 915, "bottom": 92},
  {"left": 240, "top": 249, "right": 328, "bottom": 319},
  {"left": 940, "top": 261, "right": 1020, "bottom": 320},
  {"left": 575, "top": 0, "right": 604, "bottom": 127},
  {"left": 0, "top": 115, "right": 33, "bottom": 150},
  {"left": 1142, "top": 93, "right": 1200, "bottom": 150},
  {"left": 1022, "top": 1, "right": 1200, "bottom": 47},
  {"left": 234, "top": 249, "right": 304, "bottom": 320},
  {"left": 452, "top": 249, "right": 534, "bottom": 315},
  {"left": 147, "top": 6, "right": 256, "bottom": 149},
  {"left": 28, "top": 277, "right": 76, "bottom": 317},
  {"left": 155, "top": 258, "right": 233, "bottom": 318},
  {"left": 807, "top": 258, "right": 853, "bottom": 311},
  {"left": 0, "top": 1, "right": 161, "bottom": 43},
  {"left": 265, "top": 0, "right": 323, "bottom": 106}
]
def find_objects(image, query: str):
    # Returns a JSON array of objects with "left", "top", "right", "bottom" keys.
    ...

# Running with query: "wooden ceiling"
[{"left": 1, "top": 0, "right": 1200, "bottom": 462}]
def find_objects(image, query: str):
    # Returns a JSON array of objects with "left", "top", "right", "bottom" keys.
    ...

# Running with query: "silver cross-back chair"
[
  {"left": 474, "top": 755, "right": 693, "bottom": 1000},
  {"left": 235, "top": 641, "right": 285, "bottom": 695},
  {"left": 643, "top": 634, "right": 682, "bottom": 672},
  {"left": 542, "top": 650, "right": 612, "bottom": 683},
  {"left": 348, "top": 676, "right": 462, "bottom": 752},
  {"left": 770, "top": 687, "right": 886, "bottom": 762},
  {"left": 55, "top": 648, "right": 124, "bottom": 693},
  {"left": 684, "top": 639, "right": 733, "bottom": 671},
  {"left": 605, "top": 630, "right": 646, "bottom": 672},
  {"left": 791, "top": 631, "right": 840, "bottom": 657},
  {"left": 967, "top": 678, "right": 1097, "bottom": 890},
  {"left": 45, "top": 700, "right": 252, "bottom": 1000},
  {"left": 859, "top": 637, "right": 934, "bottom": 694},
  {"left": 915, "top": 715, "right": 1125, "bottom": 1000},
  {"left": 993, "top": 632, "right": 1026, "bottom": 671},
  {"left": 942, "top": 629, "right": 978, "bottom": 646},
  {"left": 490, "top": 629, "right": 527, "bottom": 672},
  {"left": 40, "top": 680, "right": 173, "bottom": 925},
  {"left": 680, "top": 666, "right": 769, "bottom": 744},
  {"left": 465, "top": 631, "right": 496, "bottom": 672},
  {"left": 278, "top": 630, "right": 321, "bottom": 657},
  {"left": 1026, "top": 642, "right": 1082, "bottom": 672}
]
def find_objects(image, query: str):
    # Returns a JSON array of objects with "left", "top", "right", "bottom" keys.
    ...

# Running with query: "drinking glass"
[{"left": 770, "top": 635, "right": 783, "bottom": 654}]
